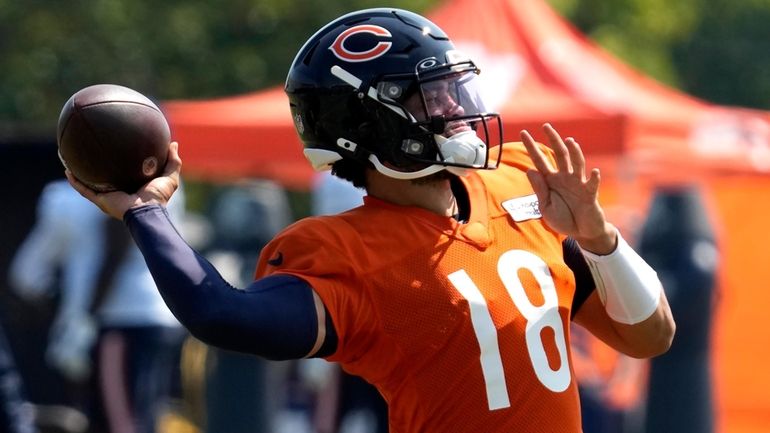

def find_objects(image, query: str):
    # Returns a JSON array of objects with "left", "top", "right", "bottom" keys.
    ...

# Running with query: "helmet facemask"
[{"left": 357, "top": 59, "right": 504, "bottom": 179}]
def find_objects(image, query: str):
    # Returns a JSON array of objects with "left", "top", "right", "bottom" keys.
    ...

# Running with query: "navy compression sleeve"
[
  {"left": 564, "top": 236, "right": 596, "bottom": 318},
  {"left": 123, "top": 204, "right": 337, "bottom": 360}
]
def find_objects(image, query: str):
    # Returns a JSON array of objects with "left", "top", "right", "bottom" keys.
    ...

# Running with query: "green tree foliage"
[
  {"left": 1, "top": 0, "right": 768, "bottom": 138},
  {"left": 550, "top": 0, "right": 770, "bottom": 110},
  {"left": 555, "top": 0, "right": 700, "bottom": 88},
  {"left": 0, "top": 0, "right": 437, "bottom": 137},
  {"left": 673, "top": 0, "right": 770, "bottom": 109}
]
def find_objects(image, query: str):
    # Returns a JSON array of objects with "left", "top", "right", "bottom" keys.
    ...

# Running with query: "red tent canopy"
[
  {"left": 430, "top": 0, "right": 770, "bottom": 180},
  {"left": 162, "top": 87, "right": 308, "bottom": 188},
  {"left": 163, "top": 0, "right": 770, "bottom": 188}
]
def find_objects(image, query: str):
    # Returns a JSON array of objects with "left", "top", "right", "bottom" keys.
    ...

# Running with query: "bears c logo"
[{"left": 330, "top": 25, "right": 392, "bottom": 62}]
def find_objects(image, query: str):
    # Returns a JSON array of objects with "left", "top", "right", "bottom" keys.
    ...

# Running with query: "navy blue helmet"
[{"left": 286, "top": 8, "right": 503, "bottom": 179}]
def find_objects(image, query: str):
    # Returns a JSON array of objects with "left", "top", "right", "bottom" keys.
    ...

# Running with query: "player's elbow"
[
  {"left": 625, "top": 314, "right": 676, "bottom": 359},
  {"left": 648, "top": 304, "right": 676, "bottom": 357},
  {"left": 179, "top": 310, "right": 315, "bottom": 361},
  {"left": 654, "top": 314, "right": 676, "bottom": 356}
]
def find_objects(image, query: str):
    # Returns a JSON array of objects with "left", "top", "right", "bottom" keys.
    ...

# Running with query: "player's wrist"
[
  {"left": 579, "top": 230, "right": 662, "bottom": 325},
  {"left": 122, "top": 203, "right": 164, "bottom": 223},
  {"left": 110, "top": 195, "right": 165, "bottom": 220},
  {"left": 131, "top": 197, "right": 164, "bottom": 210},
  {"left": 574, "top": 223, "right": 617, "bottom": 255}
]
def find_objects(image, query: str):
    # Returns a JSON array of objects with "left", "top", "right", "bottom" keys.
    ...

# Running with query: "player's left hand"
[{"left": 521, "top": 124, "right": 616, "bottom": 254}]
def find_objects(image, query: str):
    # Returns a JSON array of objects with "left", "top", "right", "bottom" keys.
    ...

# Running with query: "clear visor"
[
  {"left": 372, "top": 66, "right": 503, "bottom": 175},
  {"left": 377, "top": 70, "right": 490, "bottom": 138},
  {"left": 417, "top": 71, "right": 488, "bottom": 119}
]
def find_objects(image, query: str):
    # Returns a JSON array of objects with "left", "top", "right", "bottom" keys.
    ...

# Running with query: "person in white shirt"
[{"left": 9, "top": 178, "right": 187, "bottom": 433}]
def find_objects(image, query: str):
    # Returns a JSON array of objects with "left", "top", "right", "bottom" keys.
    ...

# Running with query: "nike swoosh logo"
[{"left": 267, "top": 251, "right": 283, "bottom": 266}]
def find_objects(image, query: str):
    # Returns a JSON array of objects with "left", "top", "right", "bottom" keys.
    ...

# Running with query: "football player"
[{"left": 68, "top": 8, "right": 675, "bottom": 432}]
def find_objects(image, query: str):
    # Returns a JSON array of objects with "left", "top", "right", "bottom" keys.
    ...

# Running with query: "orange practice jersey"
[{"left": 255, "top": 143, "right": 583, "bottom": 432}]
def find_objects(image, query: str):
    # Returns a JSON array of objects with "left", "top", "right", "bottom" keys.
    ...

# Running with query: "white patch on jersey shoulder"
[{"left": 502, "top": 194, "right": 541, "bottom": 222}]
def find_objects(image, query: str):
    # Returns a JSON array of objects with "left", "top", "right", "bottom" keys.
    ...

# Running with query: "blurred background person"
[
  {"left": 8, "top": 177, "right": 101, "bottom": 433},
  {"left": 8, "top": 178, "right": 188, "bottom": 433}
]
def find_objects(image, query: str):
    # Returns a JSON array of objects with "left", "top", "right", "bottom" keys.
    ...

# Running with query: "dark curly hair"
[{"left": 330, "top": 158, "right": 372, "bottom": 189}]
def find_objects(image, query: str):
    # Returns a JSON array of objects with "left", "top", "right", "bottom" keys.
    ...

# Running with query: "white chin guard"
[{"left": 435, "top": 130, "right": 487, "bottom": 169}]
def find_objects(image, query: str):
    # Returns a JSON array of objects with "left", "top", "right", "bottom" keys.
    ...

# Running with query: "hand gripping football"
[{"left": 57, "top": 84, "right": 171, "bottom": 193}]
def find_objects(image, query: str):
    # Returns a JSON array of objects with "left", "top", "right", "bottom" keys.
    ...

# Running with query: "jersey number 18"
[{"left": 448, "top": 249, "right": 571, "bottom": 411}]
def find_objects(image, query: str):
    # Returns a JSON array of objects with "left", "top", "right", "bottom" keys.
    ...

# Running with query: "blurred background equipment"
[
  {"left": 638, "top": 185, "right": 719, "bottom": 433},
  {"left": 187, "top": 180, "right": 293, "bottom": 433}
]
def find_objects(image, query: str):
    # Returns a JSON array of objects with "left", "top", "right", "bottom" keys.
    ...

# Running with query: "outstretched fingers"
[
  {"left": 564, "top": 136, "right": 600, "bottom": 192},
  {"left": 520, "top": 129, "right": 554, "bottom": 174},
  {"left": 523, "top": 124, "right": 602, "bottom": 195},
  {"left": 564, "top": 136, "right": 585, "bottom": 180},
  {"left": 587, "top": 167, "right": 601, "bottom": 195},
  {"left": 523, "top": 124, "right": 578, "bottom": 176},
  {"left": 542, "top": 123, "right": 572, "bottom": 173}
]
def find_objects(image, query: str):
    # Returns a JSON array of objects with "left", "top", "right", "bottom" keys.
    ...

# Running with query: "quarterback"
[{"left": 69, "top": 8, "right": 675, "bottom": 432}]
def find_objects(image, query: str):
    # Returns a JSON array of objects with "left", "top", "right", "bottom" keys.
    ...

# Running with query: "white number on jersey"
[{"left": 448, "top": 249, "right": 570, "bottom": 411}]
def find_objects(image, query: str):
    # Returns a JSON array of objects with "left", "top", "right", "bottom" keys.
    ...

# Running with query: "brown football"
[{"left": 57, "top": 84, "right": 170, "bottom": 193}]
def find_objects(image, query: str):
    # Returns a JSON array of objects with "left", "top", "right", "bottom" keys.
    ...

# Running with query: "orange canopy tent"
[
  {"left": 427, "top": 0, "right": 770, "bottom": 179},
  {"left": 162, "top": 87, "right": 306, "bottom": 187},
  {"left": 162, "top": 0, "right": 770, "bottom": 431}
]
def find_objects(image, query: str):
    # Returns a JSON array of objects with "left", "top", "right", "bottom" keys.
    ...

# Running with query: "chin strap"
[
  {"left": 368, "top": 135, "right": 486, "bottom": 180},
  {"left": 368, "top": 154, "right": 446, "bottom": 179}
]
